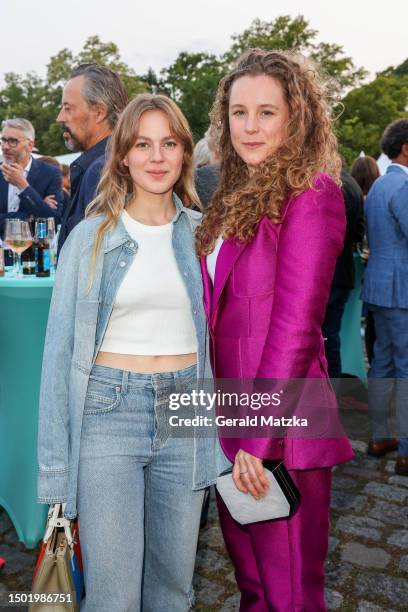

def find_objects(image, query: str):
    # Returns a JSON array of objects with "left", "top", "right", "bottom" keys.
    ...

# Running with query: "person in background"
[
  {"left": 38, "top": 156, "right": 61, "bottom": 168},
  {"left": 61, "top": 164, "right": 71, "bottom": 194},
  {"left": 39, "top": 156, "right": 72, "bottom": 223},
  {"left": 57, "top": 63, "right": 128, "bottom": 253},
  {"left": 351, "top": 155, "right": 381, "bottom": 364},
  {"left": 60, "top": 164, "right": 71, "bottom": 218},
  {"left": 351, "top": 155, "right": 380, "bottom": 197},
  {"left": 362, "top": 119, "right": 408, "bottom": 475},
  {"left": 0, "top": 119, "right": 63, "bottom": 225},
  {"left": 196, "top": 49, "right": 353, "bottom": 611},
  {"left": 195, "top": 128, "right": 221, "bottom": 208},
  {"left": 193, "top": 136, "right": 211, "bottom": 168},
  {"left": 322, "top": 167, "right": 364, "bottom": 379}
]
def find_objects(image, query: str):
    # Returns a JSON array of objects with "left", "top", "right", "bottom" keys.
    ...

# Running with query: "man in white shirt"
[{"left": 0, "top": 118, "right": 63, "bottom": 225}]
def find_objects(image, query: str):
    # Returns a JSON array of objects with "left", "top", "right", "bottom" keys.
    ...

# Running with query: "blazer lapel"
[
  {"left": 211, "top": 239, "right": 247, "bottom": 326},
  {"left": 26, "top": 158, "right": 39, "bottom": 184}
]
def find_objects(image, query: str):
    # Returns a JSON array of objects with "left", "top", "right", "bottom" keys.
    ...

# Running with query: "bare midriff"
[{"left": 95, "top": 351, "right": 197, "bottom": 373}]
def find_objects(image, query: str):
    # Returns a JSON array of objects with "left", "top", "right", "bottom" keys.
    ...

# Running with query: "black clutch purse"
[{"left": 216, "top": 460, "right": 301, "bottom": 524}]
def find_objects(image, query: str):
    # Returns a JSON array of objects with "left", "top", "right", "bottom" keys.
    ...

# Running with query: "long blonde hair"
[
  {"left": 86, "top": 93, "right": 200, "bottom": 275},
  {"left": 196, "top": 49, "right": 341, "bottom": 256}
]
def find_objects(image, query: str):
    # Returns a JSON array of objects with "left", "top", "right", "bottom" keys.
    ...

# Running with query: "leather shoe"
[
  {"left": 367, "top": 438, "right": 399, "bottom": 457},
  {"left": 395, "top": 455, "right": 408, "bottom": 476}
]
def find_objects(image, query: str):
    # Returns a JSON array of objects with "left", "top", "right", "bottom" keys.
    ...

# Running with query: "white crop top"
[
  {"left": 99, "top": 210, "right": 197, "bottom": 355},
  {"left": 206, "top": 236, "right": 224, "bottom": 284}
]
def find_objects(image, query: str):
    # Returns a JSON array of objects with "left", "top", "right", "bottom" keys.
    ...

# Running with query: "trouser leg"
[
  {"left": 386, "top": 307, "right": 408, "bottom": 451},
  {"left": 142, "top": 372, "right": 204, "bottom": 612},
  {"left": 216, "top": 490, "right": 268, "bottom": 612},
  {"left": 249, "top": 468, "right": 331, "bottom": 612},
  {"left": 217, "top": 469, "right": 332, "bottom": 612},
  {"left": 77, "top": 369, "right": 154, "bottom": 612},
  {"left": 368, "top": 305, "right": 395, "bottom": 439},
  {"left": 78, "top": 454, "right": 145, "bottom": 612},
  {"left": 322, "top": 286, "right": 351, "bottom": 379}
]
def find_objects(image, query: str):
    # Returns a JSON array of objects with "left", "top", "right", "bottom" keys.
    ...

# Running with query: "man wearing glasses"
[{"left": 0, "top": 118, "right": 64, "bottom": 224}]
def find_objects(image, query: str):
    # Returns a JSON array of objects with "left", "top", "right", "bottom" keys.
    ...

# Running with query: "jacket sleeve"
[
  {"left": 239, "top": 176, "right": 346, "bottom": 459},
  {"left": 389, "top": 181, "right": 408, "bottom": 239},
  {"left": 18, "top": 166, "right": 64, "bottom": 222},
  {"left": 37, "top": 226, "right": 82, "bottom": 504},
  {"left": 257, "top": 176, "right": 346, "bottom": 378}
]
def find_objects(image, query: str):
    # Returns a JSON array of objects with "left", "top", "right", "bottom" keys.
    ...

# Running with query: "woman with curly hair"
[{"left": 196, "top": 49, "right": 353, "bottom": 611}]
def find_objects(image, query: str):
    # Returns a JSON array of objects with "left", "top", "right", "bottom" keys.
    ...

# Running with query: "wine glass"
[
  {"left": 46, "top": 217, "right": 56, "bottom": 240},
  {"left": 4, "top": 219, "right": 33, "bottom": 278}
]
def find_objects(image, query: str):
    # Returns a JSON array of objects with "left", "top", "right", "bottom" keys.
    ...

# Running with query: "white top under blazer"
[
  {"left": 99, "top": 210, "right": 197, "bottom": 355},
  {"left": 206, "top": 235, "right": 224, "bottom": 284}
]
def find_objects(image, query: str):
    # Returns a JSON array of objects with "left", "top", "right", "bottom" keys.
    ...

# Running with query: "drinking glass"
[
  {"left": 46, "top": 217, "right": 56, "bottom": 241},
  {"left": 4, "top": 219, "right": 33, "bottom": 278}
]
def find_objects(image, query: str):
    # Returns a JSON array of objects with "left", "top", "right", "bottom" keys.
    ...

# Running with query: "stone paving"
[{"left": 1, "top": 424, "right": 407, "bottom": 610}]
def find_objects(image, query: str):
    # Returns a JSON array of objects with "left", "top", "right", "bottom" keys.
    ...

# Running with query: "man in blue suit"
[
  {"left": 0, "top": 118, "right": 63, "bottom": 225},
  {"left": 56, "top": 64, "right": 128, "bottom": 254},
  {"left": 363, "top": 119, "right": 408, "bottom": 475}
]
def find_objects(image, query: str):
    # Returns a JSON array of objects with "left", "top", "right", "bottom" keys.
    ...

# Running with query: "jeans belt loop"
[{"left": 121, "top": 369, "right": 129, "bottom": 393}]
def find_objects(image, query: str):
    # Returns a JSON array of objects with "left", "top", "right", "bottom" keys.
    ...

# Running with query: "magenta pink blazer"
[{"left": 200, "top": 174, "right": 354, "bottom": 470}]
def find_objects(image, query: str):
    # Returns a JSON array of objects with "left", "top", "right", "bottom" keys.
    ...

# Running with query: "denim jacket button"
[{"left": 120, "top": 261, "right": 126, "bottom": 267}]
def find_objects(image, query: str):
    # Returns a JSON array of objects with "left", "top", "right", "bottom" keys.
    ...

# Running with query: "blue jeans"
[
  {"left": 368, "top": 305, "right": 408, "bottom": 455},
  {"left": 77, "top": 364, "right": 204, "bottom": 612}
]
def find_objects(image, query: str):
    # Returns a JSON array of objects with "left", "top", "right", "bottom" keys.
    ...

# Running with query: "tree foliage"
[
  {"left": 0, "top": 36, "right": 146, "bottom": 155},
  {"left": 0, "top": 16, "right": 406, "bottom": 160},
  {"left": 224, "top": 16, "right": 367, "bottom": 93},
  {"left": 337, "top": 73, "right": 408, "bottom": 165},
  {"left": 158, "top": 52, "right": 225, "bottom": 141},
  {"left": 224, "top": 15, "right": 317, "bottom": 63}
]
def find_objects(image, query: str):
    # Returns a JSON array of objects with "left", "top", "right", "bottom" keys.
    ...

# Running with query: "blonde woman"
[{"left": 37, "top": 94, "right": 225, "bottom": 611}]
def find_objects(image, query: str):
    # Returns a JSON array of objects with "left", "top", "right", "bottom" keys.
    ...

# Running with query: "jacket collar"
[
  {"left": 72, "top": 137, "right": 109, "bottom": 172},
  {"left": 103, "top": 192, "right": 186, "bottom": 253},
  {"left": 26, "top": 156, "right": 38, "bottom": 182},
  {"left": 386, "top": 163, "right": 408, "bottom": 177}
]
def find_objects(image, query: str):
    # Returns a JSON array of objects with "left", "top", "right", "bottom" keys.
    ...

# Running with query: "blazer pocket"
[{"left": 232, "top": 263, "right": 275, "bottom": 297}]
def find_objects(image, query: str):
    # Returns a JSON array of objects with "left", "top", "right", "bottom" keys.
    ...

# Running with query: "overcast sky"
[{"left": 1, "top": 0, "right": 407, "bottom": 84}]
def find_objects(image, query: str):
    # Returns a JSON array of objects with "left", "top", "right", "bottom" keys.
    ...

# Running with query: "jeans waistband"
[{"left": 89, "top": 363, "right": 196, "bottom": 391}]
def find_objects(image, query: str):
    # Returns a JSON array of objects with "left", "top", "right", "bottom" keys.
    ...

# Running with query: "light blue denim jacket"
[{"left": 37, "top": 193, "right": 229, "bottom": 518}]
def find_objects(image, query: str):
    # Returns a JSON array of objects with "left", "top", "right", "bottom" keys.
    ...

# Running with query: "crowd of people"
[{"left": 1, "top": 50, "right": 407, "bottom": 611}]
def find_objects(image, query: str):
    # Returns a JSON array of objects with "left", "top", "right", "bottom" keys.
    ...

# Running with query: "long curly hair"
[
  {"left": 196, "top": 49, "right": 342, "bottom": 256},
  {"left": 86, "top": 94, "right": 199, "bottom": 281}
]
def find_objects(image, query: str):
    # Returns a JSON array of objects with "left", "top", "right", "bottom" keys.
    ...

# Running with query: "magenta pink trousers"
[{"left": 216, "top": 468, "right": 332, "bottom": 612}]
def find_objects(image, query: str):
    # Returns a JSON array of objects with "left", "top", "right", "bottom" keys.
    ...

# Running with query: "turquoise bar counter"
[
  {"left": 0, "top": 271, "right": 53, "bottom": 548},
  {"left": 340, "top": 255, "right": 367, "bottom": 381}
]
